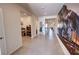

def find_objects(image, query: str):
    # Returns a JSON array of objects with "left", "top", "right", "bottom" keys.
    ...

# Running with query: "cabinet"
[
  {"left": 21, "top": 28, "right": 26, "bottom": 36},
  {"left": 26, "top": 25, "right": 31, "bottom": 37}
]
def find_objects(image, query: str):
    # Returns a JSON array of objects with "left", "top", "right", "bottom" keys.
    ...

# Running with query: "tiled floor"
[{"left": 12, "top": 28, "right": 64, "bottom": 55}]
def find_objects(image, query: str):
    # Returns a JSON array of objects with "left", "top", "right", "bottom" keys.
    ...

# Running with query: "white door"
[{"left": 0, "top": 8, "right": 6, "bottom": 55}]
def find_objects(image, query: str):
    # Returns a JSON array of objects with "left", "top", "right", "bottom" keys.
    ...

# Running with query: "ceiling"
[
  {"left": 20, "top": 3, "right": 64, "bottom": 16},
  {"left": 19, "top": 3, "right": 79, "bottom": 16}
]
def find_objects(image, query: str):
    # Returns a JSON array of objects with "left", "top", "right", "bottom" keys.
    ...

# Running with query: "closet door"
[{"left": 0, "top": 8, "right": 6, "bottom": 55}]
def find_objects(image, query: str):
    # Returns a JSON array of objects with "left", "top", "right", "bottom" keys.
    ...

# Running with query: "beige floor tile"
[{"left": 12, "top": 29, "right": 64, "bottom": 55}]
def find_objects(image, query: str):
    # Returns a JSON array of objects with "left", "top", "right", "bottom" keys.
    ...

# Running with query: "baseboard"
[
  {"left": 7, "top": 45, "right": 23, "bottom": 55},
  {"left": 56, "top": 34, "right": 70, "bottom": 55}
]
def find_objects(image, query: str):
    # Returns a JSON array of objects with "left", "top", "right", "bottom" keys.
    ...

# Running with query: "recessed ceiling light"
[
  {"left": 41, "top": 7, "right": 45, "bottom": 9},
  {"left": 23, "top": 13, "right": 26, "bottom": 16}
]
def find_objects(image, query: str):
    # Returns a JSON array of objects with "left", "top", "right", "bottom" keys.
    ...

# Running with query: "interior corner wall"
[
  {"left": 30, "top": 15, "right": 40, "bottom": 38},
  {"left": 35, "top": 17, "right": 40, "bottom": 35},
  {"left": 0, "top": 4, "right": 22, "bottom": 54},
  {"left": 31, "top": 15, "right": 37, "bottom": 38}
]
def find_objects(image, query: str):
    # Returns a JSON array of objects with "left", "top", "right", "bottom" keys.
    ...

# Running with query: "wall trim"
[
  {"left": 56, "top": 34, "right": 70, "bottom": 55},
  {"left": 8, "top": 45, "right": 23, "bottom": 55}
]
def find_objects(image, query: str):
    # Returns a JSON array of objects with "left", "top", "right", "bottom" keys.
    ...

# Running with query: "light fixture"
[
  {"left": 41, "top": 7, "right": 45, "bottom": 9},
  {"left": 23, "top": 13, "right": 26, "bottom": 16}
]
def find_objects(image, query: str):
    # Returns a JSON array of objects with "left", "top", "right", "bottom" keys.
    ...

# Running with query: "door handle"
[{"left": 0, "top": 37, "right": 3, "bottom": 40}]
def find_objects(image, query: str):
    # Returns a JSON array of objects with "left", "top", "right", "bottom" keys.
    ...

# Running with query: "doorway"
[{"left": 20, "top": 11, "right": 32, "bottom": 44}]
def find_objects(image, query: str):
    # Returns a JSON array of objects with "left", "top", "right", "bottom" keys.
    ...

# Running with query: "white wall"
[
  {"left": 65, "top": 4, "right": 79, "bottom": 15},
  {"left": 35, "top": 17, "right": 40, "bottom": 35},
  {"left": 0, "top": 4, "right": 40, "bottom": 54},
  {"left": 31, "top": 15, "right": 38, "bottom": 38},
  {"left": 0, "top": 4, "right": 22, "bottom": 54},
  {"left": 0, "top": 48, "right": 1, "bottom": 55},
  {"left": 21, "top": 16, "right": 31, "bottom": 28}
]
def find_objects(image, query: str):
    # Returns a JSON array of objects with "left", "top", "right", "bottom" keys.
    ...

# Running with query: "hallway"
[{"left": 12, "top": 28, "right": 64, "bottom": 55}]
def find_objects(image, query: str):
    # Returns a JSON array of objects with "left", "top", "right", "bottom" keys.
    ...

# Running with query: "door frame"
[{"left": 0, "top": 8, "right": 7, "bottom": 55}]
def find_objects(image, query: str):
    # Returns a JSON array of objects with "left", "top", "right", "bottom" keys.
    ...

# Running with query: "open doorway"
[
  {"left": 20, "top": 11, "right": 32, "bottom": 43},
  {"left": 45, "top": 18, "right": 57, "bottom": 35}
]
